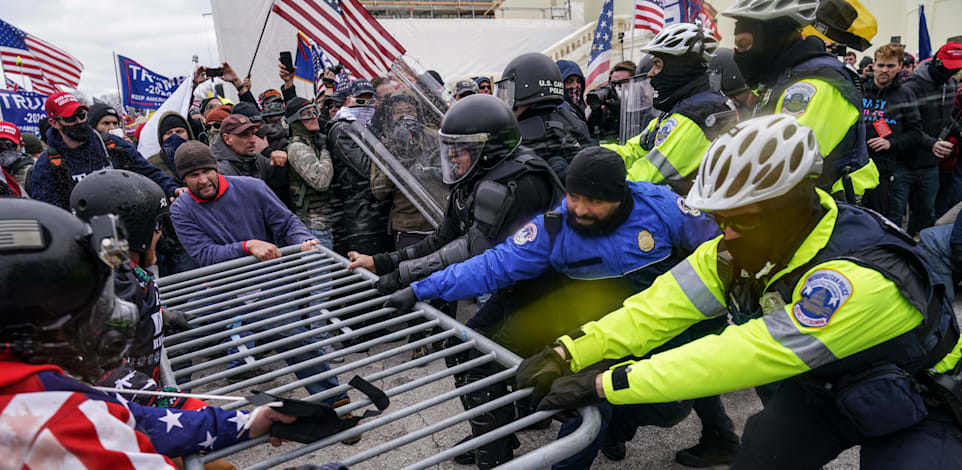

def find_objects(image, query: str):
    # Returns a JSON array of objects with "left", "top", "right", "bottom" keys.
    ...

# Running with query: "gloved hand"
[
  {"left": 516, "top": 345, "right": 569, "bottom": 404},
  {"left": 163, "top": 309, "right": 192, "bottom": 335},
  {"left": 536, "top": 371, "right": 603, "bottom": 411},
  {"left": 376, "top": 271, "right": 402, "bottom": 295},
  {"left": 384, "top": 286, "right": 418, "bottom": 313}
]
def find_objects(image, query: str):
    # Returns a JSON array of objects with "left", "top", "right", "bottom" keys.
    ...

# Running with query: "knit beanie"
[
  {"left": 174, "top": 141, "right": 218, "bottom": 179},
  {"left": 22, "top": 133, "right": 43, "bottom": 154},
  {"left": 87, "top": 103, "right": 120, "bottom": 128},
  {"left": 565, "top": 147, "right": 628, "bottom": 202},
  {"left": 159, "top": 114, "right": 188, "bottom": 137}
]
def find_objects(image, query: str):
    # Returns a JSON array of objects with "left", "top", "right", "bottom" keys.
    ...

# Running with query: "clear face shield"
[
  {"left": 439, "top": 132, "right": 488, "bottom": 184},
  {"left": 495, "top": 76, "right": 516, "bottom": 110},
  {"left": 619, "top": 75, "right": 656, "bottom": 145}
]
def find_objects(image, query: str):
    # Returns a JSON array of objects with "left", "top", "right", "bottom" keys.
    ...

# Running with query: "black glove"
[
  {"left": 163, "top": 309, "right": 191, "bottom": 335},
  {"left": 376, "top": 271, "right": 402, "bottom": 295},
  {"left": 384, "top": 286, "right": 418, "bottom": 313},
  {"left": 516, "top": 346, "right": 568, "bottom": 404},
  {"left": 536, "top": 371, "right": 603, "bottom": 411}
]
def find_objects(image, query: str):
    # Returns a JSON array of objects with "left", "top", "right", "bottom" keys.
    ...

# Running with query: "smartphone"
[
  {"left": 206, "top": 67, "right": 223, "bottom": 78},
  {"left": 280, "top": 51, "right": 294, "bottom": 73}
]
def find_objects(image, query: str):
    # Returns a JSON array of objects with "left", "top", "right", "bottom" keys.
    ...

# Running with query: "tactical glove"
[
  {"left": 536, "top": 371, "right": 602, "bottom": 411},
  {"left": 376, "top": 270, "right": 403, "bottom": 295},
  {"left": 516, "top": 345, "right": 569, "bottom": 404},
  {"left": 163, "top": 309, "right": 192, "bottom": 335},
  {"left": 384, "top": 286, "right": 418, "bottom": 313}
]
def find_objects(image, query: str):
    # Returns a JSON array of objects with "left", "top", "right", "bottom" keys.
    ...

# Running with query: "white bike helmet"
[
  {"left": 722, "top": 0, "right": 819, "bottom": 27},
  {"left": 641, "top": 23, "right": 719, "bottom": 63},
  {"left": 686, "top": 114, "right": 822, "bottom": 211}
]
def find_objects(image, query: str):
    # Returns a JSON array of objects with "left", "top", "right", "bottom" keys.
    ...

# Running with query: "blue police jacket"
[{"left": 411, "top": 180, "right": 721, "bottom": 302}]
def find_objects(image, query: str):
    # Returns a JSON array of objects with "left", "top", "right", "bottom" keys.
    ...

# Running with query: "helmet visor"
[
  {"left": 494, "top": 77, "right": 516, "bottom": 109},
  {"left": 439, "top": 132, "right": 488, "bottom": 184}
]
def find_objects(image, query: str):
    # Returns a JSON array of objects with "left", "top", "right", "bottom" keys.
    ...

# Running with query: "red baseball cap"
[
  {"left": 0, "top": 121, "right": 21, "bottom": 145},
  {"left": 937, "top": 42, "right": 962, "bottom": 70},
  {"left": 44, "top": 91, "right": 89, "bottom": 119}
]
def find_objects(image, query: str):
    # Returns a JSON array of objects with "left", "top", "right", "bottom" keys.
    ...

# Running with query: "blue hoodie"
[
  {"left": 32, "top": 125, "right": 178, "bottom": 208},
  {"left": 556, "top": 60, "right": 586, "bottom": 119}
]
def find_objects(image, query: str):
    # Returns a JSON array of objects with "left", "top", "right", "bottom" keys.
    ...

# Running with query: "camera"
[
  {"left": 828, "top": 43, "right": 848, "bottom": 57},
  {"left": 330, "top": 64, "right": 343, "bottom": 75},
  {"left": 586, "top": 83, "right": 618, "bottom": 109}
]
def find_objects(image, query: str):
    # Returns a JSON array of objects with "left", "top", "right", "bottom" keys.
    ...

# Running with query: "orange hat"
[{"left": 205, "top": 105, "right": 232, "bottom": 124}]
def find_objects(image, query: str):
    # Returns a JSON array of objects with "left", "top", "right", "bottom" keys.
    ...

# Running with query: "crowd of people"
[{"left": 2, "top": 0, "right": 962, "bottom": 468}]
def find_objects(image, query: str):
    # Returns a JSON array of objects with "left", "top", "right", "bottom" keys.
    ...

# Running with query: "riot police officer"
[
  {"left": 495, "top": 52, "right": 592, "bottom": 180},
  {"left": 604, "top": 23, "right": 734, "bottom": 196},
  {"left": 347, "top": 94, "right": 563, "bottom": 292}
]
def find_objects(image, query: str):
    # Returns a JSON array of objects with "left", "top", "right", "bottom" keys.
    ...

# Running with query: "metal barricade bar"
[{"left": 159, "top": 245, "right": 600, "bottom": 470}]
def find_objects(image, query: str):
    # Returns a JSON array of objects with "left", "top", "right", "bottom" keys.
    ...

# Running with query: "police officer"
[
  {"left": 347, "top": 94, "right": 563, "bottom": 296},
  {"left": 721, "top": 0, "right": 878, "bottom": 202},
  {"left": 0, "top": 198, "right": 295, "bottom": 465},
  {"left": 385, "top": 146, "right": 726, "bottom": 469},
  {"left": 604, "top": 23, "right": 733, "bottom": 195},
  {"left": 517, "top": 115, "right": 962, "bottom": 469},
  {"left": 495, "top": 52, "right": 592, "bottom": 180}
]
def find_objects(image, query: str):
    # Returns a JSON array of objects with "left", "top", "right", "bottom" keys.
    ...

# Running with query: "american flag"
[
  {"left": 0, "top": 19, "right": 83, "bottom": 90},
  {"left": 585, "top": 0, "right": 614, "bottom": 92},
  {"left": 4, "top": 75, "right": 18, "bottom": 92},
  {"left": 272, "top": 0, "right": 406, "bottom": 79},
  {"left": 634, "top": 0, "right": 665, "bottom": 35},
  {"left": 30, "top": 76, "right": 58, "bottom": 95}
]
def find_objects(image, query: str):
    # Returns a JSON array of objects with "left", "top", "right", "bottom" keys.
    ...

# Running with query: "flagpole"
[
  {"left": 113, "top": 51, "right": 124, "bottom": 112},
  {"left": 247, "top": 3, "right": 275, "bottom": 77},
  {"left": 629, "top": 23, "right": 636, "bottom": 65}
]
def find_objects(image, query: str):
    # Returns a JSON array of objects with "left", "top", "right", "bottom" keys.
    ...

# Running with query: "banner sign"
[
  {"left": 0, "top": 89, "right": 46, "bottom": 136},
  {"left": 117, "top": 54, "right": 185, "bottom": 109}
]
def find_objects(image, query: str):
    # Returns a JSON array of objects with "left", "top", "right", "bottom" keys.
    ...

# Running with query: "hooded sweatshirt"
[
  {"left": 902, "top": 61, "right": 961, "bottom": 169},
  {"left": 861, "top": 76, "right": 923, "bottom": 170},
  {"left": 557, "top": 60, "right": 587, "bottom": 120}
]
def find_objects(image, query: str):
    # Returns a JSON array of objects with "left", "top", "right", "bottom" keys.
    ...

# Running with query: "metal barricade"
[{"left": 157, "top": 245, "right": 600, "bottom": 469}]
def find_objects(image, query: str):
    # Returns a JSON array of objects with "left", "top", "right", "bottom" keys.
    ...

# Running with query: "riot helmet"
[
  {"left": 496, "top": 52, "right": 564, "bottom": 109},
  {"left": 709, "top": 48, "right": 751, "bottom": 97},
  {"left": 438, "top": 94, "right": 521, "bottom": 184},
  {"left": 70, "top": 169, "right": 169, "bottom": 253},
  {"left": 0, "top": 199, "right": 139, "bottom": 379}
]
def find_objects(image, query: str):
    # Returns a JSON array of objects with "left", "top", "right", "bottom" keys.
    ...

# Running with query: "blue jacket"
[
  {"left": 31, "top": 126, "right": 178, "bottom": 208},
  {"left": 412, "top": 181, "right": 720, "bottom": 301},
  {"left": 170, "top": 175, "right": 314, "bottom": 266}
]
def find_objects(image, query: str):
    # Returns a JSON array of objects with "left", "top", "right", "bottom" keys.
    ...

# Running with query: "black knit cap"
[
  {"left": 565, "top": 146, "right": 628, "bottom": 202},
  {"left": 159, "top": 114, "right": 188, "bottom": 136}
]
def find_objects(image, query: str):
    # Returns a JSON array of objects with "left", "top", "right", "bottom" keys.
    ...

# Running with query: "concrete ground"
[{"left": 191, "top": 296, "right": 961, "bottom": 469}]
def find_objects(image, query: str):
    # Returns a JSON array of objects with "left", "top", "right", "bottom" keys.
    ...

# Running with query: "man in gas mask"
[
  {"left": 0, "top": 198, "right": 296, "bottom": 465},
  {"left": 496, "top": 52, "right": 592, "bottom": 180},
  {"left": 604, "top": 23, "right": 733, "bottom": 196},
  {"left": 31, "top": 92, "right": 182, "bottom": 209},
  {"left": 721, "top": 0, "right": 878, "bottom": 203},
  {"left": 327, "top": 79, "right": 392, "bottom": 255}
]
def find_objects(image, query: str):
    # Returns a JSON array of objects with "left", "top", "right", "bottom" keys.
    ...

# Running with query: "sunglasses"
[
  {"left": 353, "top": 98, "right": 372, "bottom": 106},
  {"left": 209, "top": 121, "right": 222, "bottom": 129},
  {"left": 59, "top": 109, "right": 88, "bottom": 124},
  {"left": 714, "top": 213, "right": 766, "bottom": 233},
  {"left": 479, "top": 84, "right": 491, "bottom": 90}
]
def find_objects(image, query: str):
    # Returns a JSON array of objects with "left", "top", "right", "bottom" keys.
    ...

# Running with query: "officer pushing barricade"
[{"left": 517, "top": 114, "right": 962, "bottom": 469}]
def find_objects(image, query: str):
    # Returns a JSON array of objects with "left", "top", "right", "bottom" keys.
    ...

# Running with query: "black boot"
[
  {"left": 600, "top": 433, "right": 626, "bottom": 461},
  {"left": 675, "top": 429, "right": 740, "bottom": 467}
]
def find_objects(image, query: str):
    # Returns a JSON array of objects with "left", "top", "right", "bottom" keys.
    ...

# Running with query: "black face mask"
[
  {"left": 733, "top": 48, "right": 777, "bottom": 89},
  {"left": 930, "top": 61, "right": 961, "bottom": 85},
  {"left": 650, "top": 62, "right": 707, "bottom": 111},
  {"left": 62, "top": 122, "right": 90, "bottom": 143},
  {"left": 722, "top": 189, "right": 823, "bottom": 276}
]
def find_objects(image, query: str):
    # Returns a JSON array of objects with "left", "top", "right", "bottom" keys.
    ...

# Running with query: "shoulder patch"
[
  {"left": 791, "top": 268, "right": 852, "bottom": 329},
  {"left": 654, "top": 117, "right": 678, "bottom": 146},
  {"left": 676, "top": 197, "right": 702, "bottom": 216},
  {"left": 513, "top": 222, "right": 538, "bottom": 245},
  {"left": 637, "top": 230, "right": 655, "bottom": 252},
  {"left": 781, "top": 82, "right": 817, "bottom": 117}
]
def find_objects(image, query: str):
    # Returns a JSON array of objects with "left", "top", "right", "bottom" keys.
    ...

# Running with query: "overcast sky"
[{"left": 2, "top": 1, "right": 219, "bottom": 98}]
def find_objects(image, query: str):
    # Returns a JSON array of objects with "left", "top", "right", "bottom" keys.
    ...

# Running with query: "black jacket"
[
  {"left": 902, "top": 62, "right": 960, "bottom": 169},
  {"left": 210, "top": 135, "right": 289, "bottom": 199},
  {"left": 517, "top": 104, "right": 592, "bottom": 181},
  {"left": 327, "top": 117, "right": 391, "bottom": 247},
  {"left": 861, "top": 77, "right": 923, "bottom": 170}
]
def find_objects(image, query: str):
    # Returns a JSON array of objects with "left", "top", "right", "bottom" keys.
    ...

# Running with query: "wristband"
[{"left": 243, "top": 240, "right": 250, "bottom": 254}]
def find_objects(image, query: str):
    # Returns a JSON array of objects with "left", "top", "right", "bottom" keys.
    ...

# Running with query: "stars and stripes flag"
[
  {"left": 0, "top": 19, "right": 83, "bottom": 92},
  {"left": 4, "top": 75, "right": 18, "bottom": 92},
  {"left": 634, "top": 0, "right": 665, "bottom": 35},
  {"left": 271, "top": 0, "right": 406, "bottom": 79},
  {"left": 30, "top": 76, "right": 58, "bottom": 95},
  {"left": 585, "top": 0, "right": 615, "bottom": 93}
]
